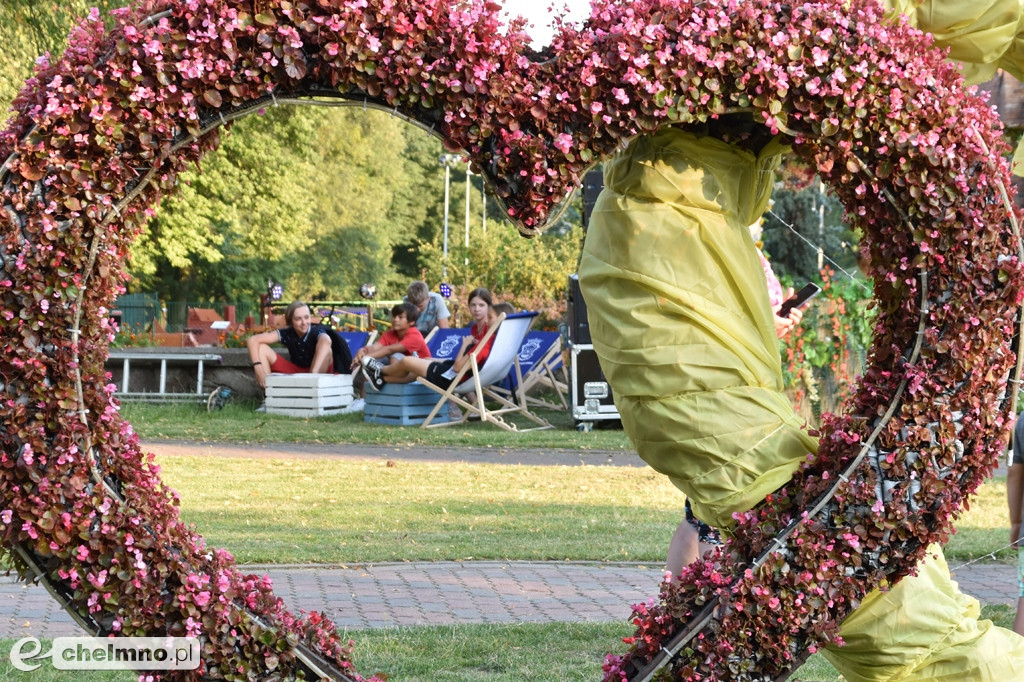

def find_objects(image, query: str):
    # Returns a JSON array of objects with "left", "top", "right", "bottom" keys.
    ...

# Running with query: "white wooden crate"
[{"left": 265, "top": 373, "right": 354, "bottom": 417}]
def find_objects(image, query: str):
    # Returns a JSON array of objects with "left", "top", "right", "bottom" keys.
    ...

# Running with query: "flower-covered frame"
[{"left": 1, "top": 0, "right": 1021, "bottom": 679}]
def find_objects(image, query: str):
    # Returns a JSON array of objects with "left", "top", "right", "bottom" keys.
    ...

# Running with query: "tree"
[
  {"left": 290, "top": 107, "right": 438, "bottom": 300},
  {"left": 129, "top": 106, "right": 326, "bottom": 302},
  {"left": 0, "top": 1, "right": 120, "bottom": 117},
  {"left": 762, "top": 176, "right": 858, "bottom": 285}
]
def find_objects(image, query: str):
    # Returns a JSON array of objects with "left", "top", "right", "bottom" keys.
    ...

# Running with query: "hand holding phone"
[{"left": 777, "top": 283, "right": 821, "bottom": 317}]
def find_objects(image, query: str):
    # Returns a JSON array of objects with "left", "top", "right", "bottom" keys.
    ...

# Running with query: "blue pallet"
[{"left": 363, "top": 382, "right": 450, "bottom": 425}]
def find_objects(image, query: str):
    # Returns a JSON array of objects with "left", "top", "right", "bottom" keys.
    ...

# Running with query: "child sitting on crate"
[{"left": 346, "top": 302, "right": 432, "bottom": 407}]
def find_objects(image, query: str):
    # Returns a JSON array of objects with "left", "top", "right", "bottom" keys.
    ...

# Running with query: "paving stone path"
[{"left": 1, "top": 440, "right": 1016, "bottom": 638}]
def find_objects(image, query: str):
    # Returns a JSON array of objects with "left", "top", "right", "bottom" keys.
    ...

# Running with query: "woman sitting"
[{"left": 361, "top": 287, "right": 495, "bottom": 391}]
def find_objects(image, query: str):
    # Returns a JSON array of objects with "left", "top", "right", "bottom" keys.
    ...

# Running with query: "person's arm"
[
  {"left": 1010, "top": 462, "right": 1024, "bottom": 546},
  {"left": 772, "top": 287, "right": 804, "bottom": 339},
  {"left": 352, "top": 342, "right": 383, "bottom": 366},
  {"left": 436, "top": 295, "right": 451, "bottom": 328},
  {"left": 451, "top": 334, "right": 477, "bottom": 373}
]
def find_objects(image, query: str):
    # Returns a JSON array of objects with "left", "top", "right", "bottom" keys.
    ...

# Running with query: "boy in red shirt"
[{"left": 346, "top": 302, "right": 430, "bottom": 410}]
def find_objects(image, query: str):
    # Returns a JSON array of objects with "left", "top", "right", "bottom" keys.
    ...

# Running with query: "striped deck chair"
[
  {"left": 494, "top": 330, "right": 568, "bottom": 411},
  {"left": 418, "top": 312, "right": 552, "bottom": 431}
]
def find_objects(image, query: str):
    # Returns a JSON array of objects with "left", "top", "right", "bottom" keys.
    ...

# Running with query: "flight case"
[{"left": 569, "top": 342, "right": 620, "bottom": 431}]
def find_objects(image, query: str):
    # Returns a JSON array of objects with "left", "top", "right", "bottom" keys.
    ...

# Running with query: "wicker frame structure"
[{"left": 1, "top": 0, "right": 1021, "bottom": 679}]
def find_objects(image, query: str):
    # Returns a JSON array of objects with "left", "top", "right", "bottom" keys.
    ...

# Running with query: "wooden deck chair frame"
[
  {"left": 492, "top": 331, "right": 569, "bottom": 411},
  {"left": 416, "top": 312, "right": 553, "bottom": 431}
]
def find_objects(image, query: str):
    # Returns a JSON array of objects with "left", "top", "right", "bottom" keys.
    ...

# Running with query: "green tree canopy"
[
  {"left": 0, "top": 1, "right": 587, "bottom": 317},
  {"left": 1, "top": 1, "right": 121, "bottom": 117}
]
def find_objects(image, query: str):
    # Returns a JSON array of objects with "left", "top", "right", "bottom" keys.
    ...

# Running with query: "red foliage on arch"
[{"left": 1, "top": 0, "right": 1020, "bottom": 679}]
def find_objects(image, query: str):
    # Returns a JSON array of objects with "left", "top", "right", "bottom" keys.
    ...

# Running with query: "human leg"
[
  {"left": 667, "top": 517, "right": 699, "bottom": 576},
  {"left": 378, "top": 353, "right": 416, "bottom": 384},
  {"left": 256, "top": 344, "right": 279, "bottom": 370},
  {"left": 309, "top": 333, "right": 333, "bottom": 373},
  {"left": 362, "top": 355, "right": 437, "bottom": 390},
  {"left": 381, "top": 355, "right": 434, "bottom": 380},
  {"left": 1015, "top": 597, "right": 1024, "bottom": 637},
  {"left": 1016, "top": 543, "right": 1024, "bottom": 636},
  {"left": 667, "top": 500, "right": 723, "bottom": 575}
]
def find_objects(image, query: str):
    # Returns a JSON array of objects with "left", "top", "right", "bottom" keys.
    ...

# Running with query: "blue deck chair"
[
  {"left": 424, "top": 326, "right": 470, "bottom": 360},
  {"left": 495, "top": 330, "right": 568, "bottom": 411},
  {"left": 338, "top": 330, "right": 377, "bottom": 359},
  {"left": 418, "top": 312, "right": 552, "bottom": 431}
]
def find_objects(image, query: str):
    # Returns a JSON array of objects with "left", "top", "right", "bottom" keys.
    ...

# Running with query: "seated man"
[
  {"left": 246, "top": 301, "right": 352, "bottom": 402},
  {"left": 352, "top": 302, "right": 430, "bottom": 367},
  {"left": 405, "top": 280, "right": 450, "bottom": 335}
]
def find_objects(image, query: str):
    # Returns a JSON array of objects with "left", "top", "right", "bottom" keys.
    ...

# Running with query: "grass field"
[
  {"left": 120, "top": 400, "right": 633, "bottom": 450},
  {"left": 2, "top": 605, "right": 1017, "bottom": 682},
  {"left": 148, "top": 454, "right": 1020, "bottom": 565},
  {"left": 4, "top": 400, "right": 1009, "bottom": 680}
]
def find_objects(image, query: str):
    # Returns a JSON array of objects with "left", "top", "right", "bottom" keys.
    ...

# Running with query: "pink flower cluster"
[{"left": 0, "top": 0, "right": 1020, "bottom": 679}]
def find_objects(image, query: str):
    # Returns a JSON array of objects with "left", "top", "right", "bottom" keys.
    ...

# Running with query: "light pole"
[
  {"left": 439, "top": 153, "right": 461, "bottom": 280},
  {"left": 464, "top": 167, "right": 471, "bottom": 266}
]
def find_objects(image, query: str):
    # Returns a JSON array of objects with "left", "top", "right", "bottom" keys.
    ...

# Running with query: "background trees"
[
  {"left": 0, "top": 1, "right": 585, "bottom": 310},
  {"left": 0, "top": 1, "right": 857, "bottom": 323}
]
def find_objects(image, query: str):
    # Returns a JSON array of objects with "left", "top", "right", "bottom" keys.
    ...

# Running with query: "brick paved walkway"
[{"left": 0, "top": 559, "right": 1015, "bottom": 638}]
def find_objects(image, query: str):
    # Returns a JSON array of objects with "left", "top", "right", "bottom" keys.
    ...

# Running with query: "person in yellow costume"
[{"left": 577, "top": 2, "right": 1024, "bottom": 679}]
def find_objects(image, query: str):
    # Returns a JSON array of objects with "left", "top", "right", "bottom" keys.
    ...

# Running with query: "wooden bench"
[
  {"left": 109, "top": 350, "right": 223, "bottom": 402},
  {"left": 265, "top": 374, "right": 354, "bottom": 417},
  {"left": 363, "top": 382, "right": 451, "bottom": 426}
]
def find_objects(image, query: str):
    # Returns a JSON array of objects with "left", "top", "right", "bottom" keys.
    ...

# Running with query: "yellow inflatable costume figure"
[{"left": 578, "top": 2, "right": 1024, "bottom": 679}]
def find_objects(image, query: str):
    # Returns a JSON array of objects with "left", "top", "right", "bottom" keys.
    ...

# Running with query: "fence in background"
[
  {"left": 114, "top": 294, "right": 402, "bottom": 333},
  {"left": 114, "top": 294, "right": 259, "bottom": 333}
]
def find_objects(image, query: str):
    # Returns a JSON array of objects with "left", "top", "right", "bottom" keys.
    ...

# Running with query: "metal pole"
[
  {"left": 482, "top": 184, "right": 486, "bottom": 235},
  {"left": 464, "top": 168, "right": 471, "bottom": 266},
  {"left": 443, "top": 164, "right": 450, "bottom": 280}
]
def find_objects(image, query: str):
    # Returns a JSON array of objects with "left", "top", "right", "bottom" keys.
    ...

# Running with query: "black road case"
[{"left": 569, "top": 343, "right": 621, "bottom": 431}]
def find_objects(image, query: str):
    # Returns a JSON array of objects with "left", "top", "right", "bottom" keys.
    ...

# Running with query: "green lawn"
[
  {"left": 120, "top": 400, "right": 633, "bottom": 450},
  {"left": 158, "top": 455, "right": 682, "bottom": 563},
  {"left": 2, "top": 604, "right": 1017, "bottom": 682},
  {"left": 43, "top": 400, "right": 1011, "bottom": 681},
  {"left": 153, "top": 454, "right": 1017, "bottom": 565}
]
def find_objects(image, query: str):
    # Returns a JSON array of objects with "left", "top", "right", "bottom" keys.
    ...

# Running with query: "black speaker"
[
  {"left": 567, "top": 273, "right": 590, "bottom": 344},
  {"left": 581, "top": 168, "right": 604, "bottom": 232}
]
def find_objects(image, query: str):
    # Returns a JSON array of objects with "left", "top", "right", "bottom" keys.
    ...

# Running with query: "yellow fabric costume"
[
  {"left": 579, "top": 130, "right": 816, "bottom": 530},
  {"left": 578, "top": 2, "right": 1024, "bottom": 678}
]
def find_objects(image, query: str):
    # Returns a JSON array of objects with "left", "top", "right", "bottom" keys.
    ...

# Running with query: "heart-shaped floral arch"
[{"left": 1, "top": 0, "right": 1020, "bottom": 679}]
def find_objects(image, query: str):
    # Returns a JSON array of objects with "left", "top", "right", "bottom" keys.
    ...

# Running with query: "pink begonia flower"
[
  {"left": 553, "top": 133, "right": 573, "bottom": 154},
  {"left": 0, "top": 510, "right": 11, "bottom": 524},
  {"left": 88, "top": 570, "right": 107, "bottom": 588}
]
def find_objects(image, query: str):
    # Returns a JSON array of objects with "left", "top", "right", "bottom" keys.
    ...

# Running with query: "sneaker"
[
  {"left": 340, "top": 397, "right": 365, "bottom": 414},
  {"left": 360, "top": 356, "right": 386, "bottom": 391}
]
